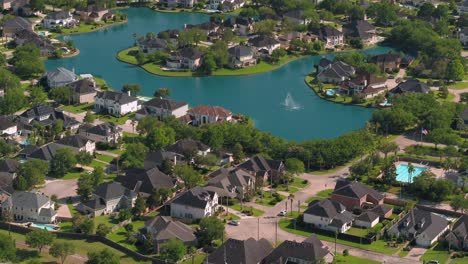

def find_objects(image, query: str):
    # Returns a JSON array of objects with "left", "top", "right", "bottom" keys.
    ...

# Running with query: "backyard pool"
[
  {"left": 395, "top": 164, "right": 427, "bottom": 183},
  {"left": 325, "top": 89, "right": 336, "bottom": 96},
  {"left": 31, "top": 223, "right": 59, "bottom": 231}
]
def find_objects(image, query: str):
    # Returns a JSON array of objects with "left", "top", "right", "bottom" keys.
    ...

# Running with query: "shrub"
[{"left": 343, "top": 249, "right": 349, "bottom": 256}]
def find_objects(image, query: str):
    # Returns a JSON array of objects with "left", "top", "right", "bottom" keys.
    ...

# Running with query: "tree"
[
  {"left": 84, "top": 111, "right": 96, "bottom": 123},
  {"left": 50, "top": 148, "right": 77, "bottom": 177},
  {"left": 80, "top": 219, "right": 95, "bottom": 235},
  {"left": 160, "top": 239, "right": 186, "bottom": 262},
  {"left": 0, "top": 88, "right": 28, "bottom": 115},
  {"left": 232, "top": 143, "right": 245, "bottom": 163},
  {"left": 0, "top": 53, "right": 6, "bottom": 67},
  {"left": 197, "top": 216, "right": 224, "bottom": 246},
  {"left": 174, "top": 165, "right": 203, "bottom": 189},
  {"left": 271, "top": 48, "right": 287, "bottom": 63},
  {"left": 378, "top": 142, "right": 399, "bottom": 159},
  {"left": 407, "top": 163, "right": 415, "bottom": 184},
  {"left": 29, "top": 86, "right": 48, "bottom": 106},
  {"left": 147, "top": 187, "right": 172, "bottom": 208},
  {"left": 77, "top": 173, "right": 95, "bottom": 202},
  {"left": 15, "top": 159, "right": 49, "bottom": 190},
  {"left": 29, "top": 0, "right": 45, "bottom": 11},
  {"left": 76, "top": 151, "right": 93, "bottom": 166},
  {"left": 25, "top": 229, "right": 55, "bottom": 253},
  {"left": 426, "top": 128, "right": 461, "bottom": 149},
  {"left": 381, "top": 160, "right": 397, "bottom": 184},
  {"left": 146, "top": 126, "right": 175, "bottom": 151},
  {"left": 200, "top": 52, "right": 217, "bottom": 74},
  {"left": 446, "top": 59, "right": 464, "bottom": 81},
  {"left": 11, "top": 45, "right": 45, "bottom": 78},
  {"left": 122, "top": 84, "right": 141, "bottom": 96},
  {"left": 154, "top": 87, "right": 171, "bottom": 98},
  {"left": 132, "top": 196, "right": 146, "bottom": 216},
  {"left": 0, "top": 138, "right": 19, "bottom": 159},
  {"left": 0, "top": 67, "right": 21, "bottom": 91},
  {"left": 86, "top": 249, "right": 120, "bottom": 264},
  {"left": 49, "top": 242, "right": 75, "bottom": 264},
  {"left": 209, "top": 41, "right": 229, "bottom": 68},
  {"left": 285, "top": 158, "right": 304, "bottom": 175},
  {"left": 450, "top": 195, "right": 468, "bottom": 213},
  {"left": 120, "top": 142, "right": 148, "bottom": 169},
  {"left": 366, "top": 2, "right": 398, "bottom": 27},
  {"left": 135, "top": 52, "right": 147, "bottom": 65},
  {"left": 0, "top": 233, "right": 16, "bottom": 262},
  {"left": 49, "top": 86, "right": 72, "bottom": 104},
  {"left": 96, "top": 224, "right": 111, "bottom": 237},
  {"left": 92, "top": 166, "right": 105, "bottom": 187},
  {"left": 253, "top": 19, "right": 276, "bottom": 36}
]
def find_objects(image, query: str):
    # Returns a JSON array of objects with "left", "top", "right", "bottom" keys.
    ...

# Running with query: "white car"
[
  {"left": 228, "top": 220, "right": 240, "bottom": 226},
  {"left": 279, "top": 210, "right": 287, "bottom": 216}
]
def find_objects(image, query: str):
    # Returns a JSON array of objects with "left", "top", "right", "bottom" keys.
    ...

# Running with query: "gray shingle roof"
[
  {"left": 20, "top": 105, "right": 54, "bottom": 119},
  {"left": 395, "top": 208, "right": 449, "bottom": 242},
  {"left": 44, "top": 67, "right": 77, "bottom": 86},
  {"left": 356, "top": 211, "right": 379, "bottom": 222},
  {"left": 304, "top": 199, "right": 346, "bottom": 218},
  {"left": 39, "top": 207, "right": 56, "bottom": 217},
  {"left": 248, "top": 35, "right": 279, "bottom": 47},
  {"left": 165, "top": 139, "right": 210, "bottom": 155},
  {"left": 207, "top": 168, "right": 254, "bottom": 197},
  {"left": 333, "top": 179, "right": 384, "bottom": 201},
  {"left": 171, "top": 186, "right": 216, "bottom": 209},
  {"left": 96, "top": 91, "right": 138, "bottom": 105},
  {"left": 144, "top": 150, "right": 184, "bottom": 170},
  {"left": 82, "top": 122, "right": 122, "bottom": 137},
  {"left": 67, "top": 79, "right": 96, "bottom": 94},
  {"left": 138, "top": 37, "right": 167, "bottom": 49},
  {"left": 45, "top": 11, "right": 72, "bottom": 20},
  {"left": 0, "top": 116, "right": 17, "bottom": 130},
  {"left": 3, "top": 17, "right": 32, "bottom": 31},
  {"left": 94, "top": 182, "right": 134, "bottom": 201},
  {"left": 143, "top": 98, "right": 187, "bottom": 111},
  {"left": 144, "top": 216, "right": 196, "bottom": 243},
  {"left": 207, "top": 238, "right": 273, "bottom": 264},
  {"left": 317, "top": 61, "right": 355, "bottom": 79},
  {"left": 261, "top": 235, "right": 329, "bottom": 264},
  {"left": 238, "top": 156, "right": 283, "bottom": 175},
  {"left": 448, "top": 214, "right": 468, "bottom": 241},
  {"left": 393, "top": 79, "right": 430, "bottom": 94},
  {"left": 10, "top": 191, "right": 50, "bottom": 209},
  {"left": 55, "top": 135, "right": 93, "bottom": 149},
  {"left": 0, "top": 159, "right": 20, "bottom": 173},
  {"left": 228, "top": 45, "right": 255, "bottom": 59},
  {"left": 118, "top": 167, "right": 175, "bottom": 196}
]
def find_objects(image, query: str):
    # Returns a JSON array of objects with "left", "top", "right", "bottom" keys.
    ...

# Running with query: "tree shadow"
[{"left": 16, "top": 249, "right": 40, "bottom": 262}]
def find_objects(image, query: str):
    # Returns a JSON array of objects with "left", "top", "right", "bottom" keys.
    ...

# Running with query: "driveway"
[
  {"left": 385, "top": 69, "right": 406, "bottom": 90},
  {"left": 39, "top": 177, "right": 78, "bottom": 200},
  {"left": 404, "top": 247, "right": 427, "bottom": 262}
]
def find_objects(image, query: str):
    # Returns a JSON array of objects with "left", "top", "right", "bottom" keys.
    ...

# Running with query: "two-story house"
[
  {"left": 137, "top": 37, "right": 168, "bottom": 54},
  {"left": 341, "top": 73, "right": 387, "bottom": 98},
  {"left": 317, "top": 25, "right": 344, "bottom": 49},
  {"left": 78, "top": 123, "right": 122, "bottom": 145},
  {"left": 303, "top": 199, "right": 354, "bottom": 233},
  {"left": 238, "top": 155, "right": 285, "bottom": 184},
  {"left": 116, "top": 167, "right": 176, "bottom": 198},
  {"left": 331, "top": 179, "right": 386, "bottom": 211},
  {"left": 206, "top": 168, "right": 255, "bottom": 199},
  {"left": 343, "top": 20, "right": 377, "bottom": 45},
  {"left": 66, "top": 79, "right": 97, "bottom": 104},
  {"left": 0, "top": 159, "right": 20, "bottom": 193},
  {"left": 248, "top": 35, "right": 280, "bottom": 55},
  {"left": 14, "top": 30, "right": 57, "bottom": 57},
  {"left": 166, "top": 47, "right": 202, "bottom": 71},
  {"left": 446, "top": 214, "right": 468, "bottom": 250},
  {"left": 136, "top": 97, "right": 188, "bottom": 121},
  {"left": 2, "top": 17, "right": 33, "bottom": 38},
  {"left": 170, "top": 186, "right": 218, "bottom": 220},
  {"left": 187, "top": 105, "right": 232, "bottom": 126},
  {"left": 317, "top": 60, "right": 355, "bottom": 84},
  {"left": 80, "top": 182, "right": 137, "bottom": 217},
  {"left": 165, "top": 138, "right": 210, "bottom": 157},
  {"left": 94, "top": 91, "right": 139, "bottom": 116},
  {"left": 44, "top": 67, "right": 78, "bottom": 88},
  {"left": 391, "top": 79, "right": 430, "bottom": 94},
  {"left": 75, "top": 4, "right": 109, "bottom": 21},
  {"left": 227, "top": 45, "right": 257, "bottom": 68},
  {"left": 0, "top": 116, "right": 18, "bottom": 137},
  {"left": 42, "top": 11, "right": 75, "bottom": 29},
  {"left": 207, "top": 238, "right": 273, "bottom": 264},
  {"left": 1, "top": 191, "right": 57, "bottom": 223},
  {"left": 370, "top": 53, "right": 401, "bottom": 73},
  {"left": 18, "top": 105, "right": 81, "bottom": 136},
  {"left": 54, "top": 135, "right": 96, "bottom": 154}
]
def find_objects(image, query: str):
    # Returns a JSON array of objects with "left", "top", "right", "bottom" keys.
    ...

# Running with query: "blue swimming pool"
[
  {"left": 31, "top": 223, "right": 58, "bottom": 231},
  {"left": 395, "top": 164, "right": 427, "bottom": 183},
  {"left": 326, "top": 89, "right": 336, "bottom": 96}
]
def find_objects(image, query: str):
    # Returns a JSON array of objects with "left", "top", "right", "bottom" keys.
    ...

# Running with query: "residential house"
[
  {"left": 460, "top": 28, "right": 468, "bottom": 46},
  {"left": 1, "top": 191, "right": 57, "bottom": 223},
  {"left": 18, "top": 105, "right": 80, "bottom": 136},
  {"left": 186, "top": 21, "right": 219, "bottom": 35},
  {"left": 166, "top": 47, "right": 202, "bottom": 71},
  {"left": 227, "top": 45, "right": 257, "bottom": 68},
  {"left": 458, "top": 0, "right": 468, "bottom": 13},
  {"left": 80, "top": 182, "right": 137, "bottom": 217},
  {"left": 369, "top": 204, "right": 393, "bottom": 219},
  {"left": 42, "top": 11, "right": 75, "bottom": 29},
  {"left": 116, "top": 167, "right": 176, "bottom": 197},
  {"left": 238, "top": 156, "right": 284, "bottom": 184},
  {"left": 317, "top": 25, "right": 344, "bottom": 49},
  {"left": 187, "top": 105, "right": 232, "bottom": 126},
  {"left": 137, "top": 37, "right": 168, "bottom": 54},
  {"left": 44, "top": 67, "right": 78, "bottom": 88},
  {"left": 343, "top": 20, "right": 377, "bottom": 45},
  {"left": 161, "top": 0, "right": 197, "bottom": 8},
  {"left": 0, "top": 159, "right": 20, "bottom": 193},
  {"left": 1, "top": 0, "right": 13, "bottom": 9},
  {"left": 391, "top": 79, "right": 430, "bottom": 94},
  {"left": 75, "top": 4, "right": 109, "bottom": 21},
  {"left": 261, "top": 235, "right": 332, "bottom": 264},
  {"left": 141, "top": 216, "right": 197, "bottom": 253},
  {"left": 66, "top": 79, "right": 97, "bottom": 104},
  {"left": 144, "top": 150, "right": 185, "bottom": 170},
  {"left": 354, "top": 211, "right": 380, "bottom": 228},
  {"left": 207, "top": 0, "right": 245, "bottom": 11},
  {"left": 78, "top": 123, "right": 122, "bottom": 145},
  {"left": 303, "top": 199, "right": 354, "bottom": 233},
  {"left": 0, "top": 116, "right": 18, "bottom": 137},
  {"left": 331, "top": 179, "right": 386, "bottom": 211},
  {"left": 2, "top": 17, "right": 33, "bottom": 38},
  {"left": 248, "top": 35, "right": 280, "bottom": 55},
  {"left": 26, "top": 143, "right": 67, "bottom": 162},
  {"left": 445, "top": 214, "right": 468, "bottom": 250},
  {"left": 170, "top": 186, "right": 218, "bottom": 220},
  {"left": 278, "top": 31, "right": 313, "bottom": 49},
  {"left": 54, "top": 135, "right": 96, "bottom": 154},
  {"left": 206, "top": 238, "right": 273, "bottom": 264},
  {"left": 94, "top": 91, "right": 139, "bottom": 116},
  {"left": 223, "top": 17, "right": 253, "bottom": 36},
  {"left": 205, "top": 168, "right": 255, "bottom": 199},
  {"left": 14, "top": 30, "right": 56, "bottom": 57},
  {"left": 388, "top": 208, "right": 450, "bottom": 247},
  {"left": 136, "top": 97, "right": 188, "bottom": 120},
  {"left": 317, "top": 60, "right": 355, "bottom": 84},
  {"left": 165, "top": 138, "right": 210, "bottom": 157},
  {"left": 370, "top": 53, "right": 401, "bottom": 73},
  {"left": 341, "top": 73, "right": 387, "bottom": 98}
]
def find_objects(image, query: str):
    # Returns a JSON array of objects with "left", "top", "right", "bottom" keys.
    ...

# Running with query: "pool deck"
[{"left": 395, "top": 161, "right": 445, "bottom": 178}]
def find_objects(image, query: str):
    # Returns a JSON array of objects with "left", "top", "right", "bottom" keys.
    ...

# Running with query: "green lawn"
[
  {"left": 107, "top": 148, "right": 125, "bottom": 155},
  {"left": 61, "top": 168, "right": 85, "bottom": 179},
  {"left": 96, "top": 154, "right": 115, "bottom": 163},
  {"left": 346, "top": 227, "right": 371, "bottom": 237},
  {"left": 255, "top": 192, "right": 285, "bottom": 207},
  {"left": 60, "top": 103, "right": 94, "bottom": 113},
  {"left": 290, "top": 177, "right": 309, "bottom": 188},
  {"left": 107, "top": 219, "right": 146, "bottom": 252},
  {"left": 95, "top": 113, "right": 134, "bottom": 125},
  {"left": 229, "top": 204, "right": 265, "bottom": 217},
  {"left": 55, "top": 20, "right": 127, "bottom": 36},
  {"left": 451, "top": 257, "right": 468, "bottom": 264},
  {"left": 420, "top": 243, "right": 450, "bottom": 264},
  {"left": 93, "top": 214, "right": 119, "bottom": 228},
  {"left": 279, "top": 218, "right": 402, "bottom": 254},
  {"left": 221, "top": 213, "right": 240, "bottom": 221},
  {"left": 305, "top": 189, "right": 333, "bottom": 204},
  {"left": 448, "top": 81, "right": 468, "bottom": 90},
  {"left": 90, "top": 159, "right": 108, "bottom": 169},
  {"left": 334, "top": 254, "right": 380, "bottom": 264},
  {"left": 275, "top": 185, "right": 299, "bottom": 194},
  {"left": 399, "top": 249, "right": 410, "bottom": 257},
  {"left": 181, "top": 253, "right": 206, "bottom": 264}
]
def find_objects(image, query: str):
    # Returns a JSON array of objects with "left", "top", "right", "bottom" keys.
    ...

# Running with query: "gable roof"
[
  {"left": 143, "top": 97, "right": 187, "bottom": 111},
  {"left": 95, "top": 91, "right": 138, "bottom": 105},
  {"left": 165, "top": 139, "right": 210, "bottom": 155},
  {"left": 248, "top": 35, "right": 280, "bottom": 47},
  {"left": 28, "top": 143, "right": 67, "bottom": 161},
  {"left": 144, "top": 150, "right": 184, "bottom": 170},
  {"left": 304, "top": 199, "right": 347, "bottom": 218},
  {"left": 118, "top": 167, "right": 175, "bottom": 195},
  {"left": 448, "top": 214, "right": 468, "bottom": 241},
  {"left": 187, "top": 105, "right": 232, "bottom": 118},
  {"left": 10, "top": 191, "right": 50, "bottom": 209},
  {"left": 138, "top": 37, "right": 167, "bottom": 49},
  {"left": 370, "top": 204, "right": 392, "bottom": 218},
  {"left": 171, "top": 186, "right": 216, "bottom": 209},
  {"left": 20, "top": 105, "right": 54, "bottom": 119},
  {"left": 94, "top": 182, "right": 135, "bottom": 201},
  {"left": 144, "top": 216, "right": 196, "bottom": 243},
  {"left": 45, "top": 11, "right": 72, "bottom": 20},
  {"left": 318, "top": 25, "right": 343, "bottom": 40},
  {"left": 343, "top": 20, "right": 375, "bottom": 39},
  {"left": 206, "top": 168, "right": 254, "bottom": 197},
  {"left": 261, "top": 235, "right": 329, "bottom": 264},
  {"left": 207, "top": 238, "right": 273, "bottom": 264},
  {"left": 3, "top": 17, "right": 32, "bottom": 31},
  {"left": 318, "top": 57, "right": 333, "bottom": 68},
  {"left": 356, "top": 211, "right": 379, "bottom": 223},
  {"left": 44, "top": 67, "right": 77, "bottom": 85},
  {"left": 228, "top": 45, "right": 255, "bottom": 59},
  {"left": 67, "top": 79, "right": 96, "bottom": 94},
  {"left": 82, "top": 123, "right": 122, "bottom": 137},
  {"left": 174, "top": 47, "right": 203, "bottom": 60},
  {"left": 238, "top": 155, "right": 283, "bottom": 174},
  {"left": 55, "top": 135, "right": 93, "bottom": 149},
  {"left": 395, "top": 208, "right": 449, "bottom": 241},
  {"left": 318, "top": 61, "right": 355, "bottom": 79},
  {"left": 333, "top": 179, "right": 384, "bottom": 201},
  {"left": 0, "top": 159, "right": 20, "bottom": 173},
  {"left": 393, "top": 79, "right": 430, "bottom": 94},
  {"left": 0, "top": 116, "right": 17, "bottom": 130}
]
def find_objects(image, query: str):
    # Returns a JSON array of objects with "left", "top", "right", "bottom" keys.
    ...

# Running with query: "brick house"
[{"left": 331, "top": 179, "right": 385, "bottom": 211}]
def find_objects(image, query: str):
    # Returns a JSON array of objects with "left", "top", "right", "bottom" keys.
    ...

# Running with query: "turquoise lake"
[{"left": 46, "top": 7, "right": 393, "bottom": 142}]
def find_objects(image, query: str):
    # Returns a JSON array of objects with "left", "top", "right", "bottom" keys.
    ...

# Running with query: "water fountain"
[{"left": 282, "top": 92, "right": 302, "bottom": 110}]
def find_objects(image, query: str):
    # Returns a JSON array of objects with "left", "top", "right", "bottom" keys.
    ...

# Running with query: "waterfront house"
[
  {"left": 94, "top": 91, "right": 139, "bottom": 116},
  {"left": 2, "top": 17, "right": 33, "bottom": 38},
  {"left": 80, "top": 182, "right": 137, "bottom": 217},
  {"left": 116, "top": 167, "right": 176, "bottom": 197},
  {"left": 343, "top": 20, "right": 377, "bottom": 45},
  {"left": 388, "top": 208, "right": 449, "bottom": 247},
  {"left": 14, "top": 30, "right": 56, "bottom": 57},
  {"left": 391, "top": 79, "right": 430, "bottom": 94},
  {"left": 223, "top": 17, "right": 254, "bottom": 36},
  {"left": 0, "top": 159, "right": 20, "bottom": 193},
  {"left": 207, "top": 0, "right": 245, "bottom": 11},
  {"left": 459, "top": 28, "right": 468, "bottom": 46},
  {"left": 187, "top": 105, "right": 232, "bottom": 126},
  {"left": 248, "top": 35, "right": 280, "bottom": 55},
  {"left": 261, "top": 235, "right": 332, "bottom": 264},
  {"left": 341, "top": 73, "right": 387, "bottom": 98},
  {"left": 141, "top": 216, "right": 197, "bottom": 253},
  {"left": 18, "top": 105, "right": 80, "bottom": 136},
  {"left": 1, "top": 191, "right": 57, "bottom": 223},
  {"left": 227, "top": 45, "right": 257, "bottom": 68},
  {"left": 136, "top": 97, "right": 188, "bottom": 120},
  {"left": 0, "top": 116, "right": 18, "bottom": 137},
  {"left": 317, "top": 25, "right": 344, "bottom": 49},
  {"left": 445, "top": 214, "right": 468, "bottom": 250},
  {"left": 44, "top": 67, "right": 78, "bottom": 88},
  {"left": 205, "top": 168, "right": 255, "bottom": 199},
  {"left": 166, "top": 47, "right": 202, "bottom": 71},
  {"left": 165, "top": 139, "right": 211, "bottom": 157},
  {"left": 331, "top": 179, "right": 386, "bottom": 211},
  {"left": 78, "top": 123, "right": 122, "bottom": 145},
  {"left": 303, "top": 199, "right": 354, "bottom": 233},
  {"left": 370, "top": 53, "right": 401, "bottom": 73},
  {"left": 144, "top": 150, "right": 185, "bottom": 170},
  {"left": 170, "top": 186, "right": 218, "bottom": 220},
  {"left": 54, "top": 135, "right": 96, "bottom": 154},
  {"left": 137, "top": 37, "right": 168, "bottom": 54},
  {"left": 161, "top": 0, "right": 196, "bottom": 8},
  {"left": 66, "top": 79, "right": 97, "bottom": 104},
  {"left": 75, "top": 4, "right": 109, "bottom": 21},
  {"left": 317, "top": 60, "right": 355, "bottom": 84},
  {"left": 42, "top": 11, "right": 75, "bottom": 29},
  {"left": 206, "top": 238, "right": 273, "bottom": 264},
  {"left": 238, "top": 155, "right": 284, "bottom": 184}
]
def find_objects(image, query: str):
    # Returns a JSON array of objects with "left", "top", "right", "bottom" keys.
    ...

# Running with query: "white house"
[
  {"left": 170, "top": 187, "right": 218, "bottom": 220},
  {"left": 0, "top": 117, "right": 17, "bottom": 137},
  {"left": 248, "top": 35, "right": 280, "bottom": 55},
  {"left": 187, "top": 105, "right": 232, "bottom": 126},
  {"left": 1, "top": 191, "right": 57, "bottom": 223},
  {"left": 42, "top": 11, "right": 75, "bottom": 29},
  {"left": 227, "top": 45, "right": 257, "bottom": 68},
  {"left": 136, "top": 98, "right": 188, "bottom": 120},
  {"left": 303, "top": 199, "right": 354, "bottom": 233},
  {"left": 78, "top": 123, "right": 123, "bottom": 145},
  {"left": 94, "top": 91, "right": 139, "bottom": 116},
  {"left": 318, "top": 25, "right": 344, "bottom": 49},
  {"left": 55, "top": 135, "right": 96, "bottom": 154},
  {"left": 80, "top": 182, "right": 137, "bottom": 217},
  {"left": 460, "top": 28, "right": 468, "bottom": 46}
]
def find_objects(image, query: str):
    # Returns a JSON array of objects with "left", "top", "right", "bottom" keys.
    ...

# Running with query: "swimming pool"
[
  {"left": 31, "top": 223, "right": 58, "bottom": 231},
  {"left": 395, "top": 164, "right": 427, "bottom": 183},
  {"left": 325, "top": 89, "right": 336, "bottom": 96}
]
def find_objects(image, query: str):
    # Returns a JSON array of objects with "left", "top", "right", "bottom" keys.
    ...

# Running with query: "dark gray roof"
[
  {"left": 44, "top": 67, "right": 77, "bottom": 85},
  {"left": 20, "top": 105, "right": 54, "bottom": 119},
  {"left": 207, "top": 238, "right": 273, "bottom": 264},
  {"left": 333, "top": 179, "right": 384, "bottom": 201},
  {"left": 356, "top": 211, "right": 379, "bottom": 222},
  {"left": 55, "top": 135, "right": 92, "bottom": 149},
  {"left": 370, "top": 204, "right": 392, "bottom": 218},
  {"left": 238, "top": 156, "right": 283, "bottom": 175},
  {"left": 248, "top": 35, "right": 279, "bottom": 47},
  {"left": 261, "top": 235, "right": 329, "bottom": 264},
  {"left": 10, "top": 191, "right": 50, "bottom": 209},
  {"left": 82, "top": 123, "right": 122, "bottom": 137},
  {"left": 0, "top": 116, "right": 17, "bottom": 130},
  {"left": 38, "top": 207, "right": 56, "bottom": 217},
  {"left": 3, "top": 17, "right": 32, "bottom": 31},
  {"left": 207, "top": 168, "right": 254, "bottom": 197},
  {"left": 96, "top": 91, "right": 138, "bottom": 104},
  {"left": 330, "top": 210, "right": 355, "bottom": 227},
  {"left": 448, "top": 214, "right": 468, "bottom": 241},
  {"left": 304, "top": 199, "right": 347, "bottom": 218},
  {"left": 143, "top": 98, "right": 187, "bottom": 111},
  {"left": 67, "top": 79, "right": 96, "bottom": 94},
  {"left": 45, "top": 11, "right": 71, "bottom": 20},
  {"left": 173, "top": 47, "right": 202, "bottom": 60},
  {"left": 0, "top": 159, "right": 20, "bottom": 173},
  {"left": 144, "top": 216, "right": 196, "bottom": 243},
  {"left": 138, "top": 37, "right": 167, "bottom": 49},
  {"left": 318, "top": 57, "right": 332, "bottom": 68},
  {"left": 395, "top": 208, "right": 449, "bottom": 241},
  {"left": 14, "top": 29, "right": 56, "bottom": 53},
  {"left": 317, "top": 61, "right": 355, "bottom": 79},
  {"left": 82, "top": 197, "right": 106, "bottom": 210},
  {"left": 461, "top": 108, "right": 468, "bottom": 122},
  {"left": 76, "top": 4, "right": 108, "bottom": 13},
  {"left": 165, "top": 139, "right": 210, "bottom": 155},
  {"left": 29, "top": 143, "right": 67, "bottom": 161},
  {"left": 118, "top": 167, "right": 175, "bottom": 195},
  {"left": 318, "top": 25, "right": 343, "bottom": 40},
  {"left": 343, "top": 20, "right": 375, "bottom": 39},
  {"left": 171, "top": 186, "right": 216, "bottom": 209},
  {"left": 228, "top": 45, "right": 255, "bottom": 59},
  {"left": 392, "top": 79, "right": 430, "bottom": 94},
  {"left": 94, "top": 182, "right": 134, "bottom": 201},
  {"left": 144, "top": 151, "right": 184, "bottom": 170}
]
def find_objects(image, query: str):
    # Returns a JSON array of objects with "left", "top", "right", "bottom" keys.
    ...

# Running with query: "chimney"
[{"left": 127, "top": 90, "right": 131, "bottom": 96}]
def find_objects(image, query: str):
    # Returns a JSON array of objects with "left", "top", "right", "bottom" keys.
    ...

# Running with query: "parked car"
[
  {"left": 426, "top": 261, "right": 439, "bottom": 264},
  {"left": 388, "top": 75, "right": 395, "bottom": 79},
  {"left": 278, "top": 210, "right": 287, "bottom": 216},
  {"left": 228, "top": 220, "right": 240, "bottom": 226}
]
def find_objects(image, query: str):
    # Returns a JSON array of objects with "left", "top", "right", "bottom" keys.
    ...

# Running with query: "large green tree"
[
  {"left": 0, "top": 233, "right": 16, "bottom": 262},
  {"left": 49, "top": 242, "right": 75, "bottom": 264},
  {"left": 77, "top": 173, "right": 95, "bottom": 202},
  {"left": 196, "top": 216, "right": 225, "bottom": 247},
  {"left": 121, "top": 142, "right": 148, "bottom": 169},
  {"left": 174, "top": 165, "right": 203, "bottom": 189},
  {"left": 160, "top": 239, "right": 186, "bottom": 262},
  {"left": 15, "top": 159, "right": 49, "bottom": 190},
  {"left": 86, "top": 249, "right": 120, "bottom": 264},
  {"left": 25, "top": 229, "right": 55, "bottom": 253},
  {"left": 50, "top": 148, "right": 77, "bottom": 177}
]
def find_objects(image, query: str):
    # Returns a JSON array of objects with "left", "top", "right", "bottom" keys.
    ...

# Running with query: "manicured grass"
[
  {"left": 278, "top": 218, "right": 402, "bottom": 254},
  {"left": 104, "top": 173, "right": 118, "bottom": 182},
  {"left": 305, "top": 189, "right": 333, "bottom": 204},
  {"left": 255, "top": 192, "right": 285, "bottom": 207},
  {"left": 95, "top": 113, "right": 134, "bottom": 125},
  {"left": 60, "top": 103, "right": 94, "bottom": 113},
  {"left": 221, "top": 213, "right": 240, "bottom": 221},
  {"left": 181, "top": 253, "right": 206, "bottom": 264},
  {"left": 61, "top": 168, "right": 85, "bottom": 179},
  {"left": 420, "top": 243, "right": 450, "bottom": 264},
  {"left": 93, "top": 214, "right": 119, "bottom": 228},
  {"left": 55, "top": 20, "right": 127, "bottom": 36},
  {"left": 229, "top": 204, "right": 265, "bottom": 217},
  {"left": 90, "top": 159, "right": 108, "bottom": 169},
  {"left": 451, "top": 257, "right": 468, "bottom": 264},
  {"left": 290, "top": 177, "right": 309, "bottom": 188},
  {"left": 275, "top": 185, "right": 299, "bottom": 194},
  {"left": 334, "top": 254, "right": 380, "bottom": 264},
  {"left": 58, "top": 221, "right": 73, "bottom": 232},
  {"left": 399, "top": 249, "right": 410, "bottom": 257},
  {"left": 346, "top": 227, "right": 371, "bottom": 237},
  {"left": 96, "top": 154, "right": 115, "bottom": 163},
  {"left": 107, "top": 219, "right": 146, "bottom": 252},
  {"left": 107, "top": 148, "right": 125, "bottom": 155},
  {"left": 448, "top": 81, "right": 468, "bottom": 90},
  {"left": 67, "top": 203, "right": 79, "bottom": 217}
]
